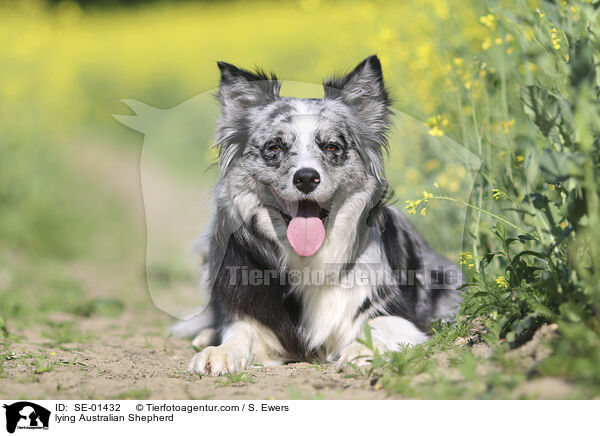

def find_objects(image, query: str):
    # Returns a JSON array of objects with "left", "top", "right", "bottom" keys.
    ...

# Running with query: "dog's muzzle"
[{"left": 269, "top": 188, "right": 329, "bottom": 257}]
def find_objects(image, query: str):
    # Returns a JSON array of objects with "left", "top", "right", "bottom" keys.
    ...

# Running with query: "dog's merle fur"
[{"left": 172, "top": 55, "right": 463, "bottom": 375}]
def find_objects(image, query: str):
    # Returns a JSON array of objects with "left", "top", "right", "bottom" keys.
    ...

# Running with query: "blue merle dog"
[{"left": 171, "top": 55, "right": 462, "bottom": 375}]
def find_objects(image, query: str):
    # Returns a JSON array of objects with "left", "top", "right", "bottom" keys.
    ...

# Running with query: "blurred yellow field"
[{"left": 0, "top": 0, "right": 491, "bottom": 129}]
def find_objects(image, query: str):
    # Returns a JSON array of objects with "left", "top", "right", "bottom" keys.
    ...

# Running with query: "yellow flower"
[
  {"left": 426, "top": 115, "right": 448, "bottom": 137},
  {"left": 428, "top": 126, "right": 444, "bottom": 137},
  {"left": 550, "top": 28, "right": 561, "bottom": 50},
  {"left": 433, "top": 181, "right": 440, "bottom": 188},
  {"left": 460, "top": 252, "right": 472, "bottom": 264},
  {"left": 50, "top": 352, "right": 57, "bottom": 356},
  {"left": 528, "top": 62, "right": 538, "bottom": 72},
  {"left": 405, "top": 191, "right": 435, "bottom": 216},
  {"left": 491, "top": 189, "right": 504, "bottom": 200},
  {"left": 501, "top": 119, "right": 515, "bottom": 134},
  {"left": 512, "top": 157, "right": 524, "bottom": 168},
  {"left": 482, "top": 38, "right": 492, "bottom": 50},
  {"left": 459, "top": 252, "right": 476, "bottom": 270},
  {"left": 496, "top": 276, "right": 508, "bottom": 288},
  {"left": 453, "top": 57, "right": 464, "bottom": 67},
  {"left": 405, "top": 200, "right": 420, "bottom": 215},
  {"left": 479, "top": 14, "right": 496, "bottom": 29}
]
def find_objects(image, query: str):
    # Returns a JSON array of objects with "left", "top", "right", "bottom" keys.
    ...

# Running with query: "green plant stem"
[
  {"left": 469, "top": 87, "right": 484, "bottom": 263},
  {"left": 429, "top": 195, "right": 527, "bottom": 234}
]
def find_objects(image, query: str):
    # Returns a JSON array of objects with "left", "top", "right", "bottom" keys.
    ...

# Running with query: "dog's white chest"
[
  {"left": 287, "top": 234, "right": 384, "bottom": 359},
  {"left": 299, "top": 284, "right": 371, "bottom": 359}
]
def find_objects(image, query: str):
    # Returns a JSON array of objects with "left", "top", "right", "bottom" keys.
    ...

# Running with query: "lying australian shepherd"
[{"left": 172, "top": 55, "right": 462, "bottom": 375}]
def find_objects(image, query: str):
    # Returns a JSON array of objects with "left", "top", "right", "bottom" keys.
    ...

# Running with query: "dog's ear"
[
  {"left": 214, "top": 62, "right": 280, "bottom": 173},
  {"left": 324, "top": 56, "right": 391, "bottom": 181},
  {"left": 217, "top": 61, "right": 280, "bottom": 109},
  {"left": 323, "top": 55, "right": 390, "bottom": 120}
]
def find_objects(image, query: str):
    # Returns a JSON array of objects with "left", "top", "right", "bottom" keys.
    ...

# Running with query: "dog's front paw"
[
  {"left": 336, "top": 341, "right": 378, "bottom": 370},
  {"left": 187, "top": 346, "right": 248, "bottom": 376}
]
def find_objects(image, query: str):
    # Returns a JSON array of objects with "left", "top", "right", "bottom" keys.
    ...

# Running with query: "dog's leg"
[
  {"left": 188, "top": 319, "right": 284, "bottom": 375},
  {"left": 336, "top": 316, "right": 428, "bottom": 369}
]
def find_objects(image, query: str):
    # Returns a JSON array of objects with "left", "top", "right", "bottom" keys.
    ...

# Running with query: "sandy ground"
[
  {"left": 0, "top": 305, "right": 575, "bottom": 400},
  {"left": 1, "top": 314, "right": 391, "bottom": 400}
]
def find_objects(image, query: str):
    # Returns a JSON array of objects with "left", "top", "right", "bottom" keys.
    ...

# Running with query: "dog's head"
[{"left": 214, "top": 55, "right": 391, "bottom": 258}]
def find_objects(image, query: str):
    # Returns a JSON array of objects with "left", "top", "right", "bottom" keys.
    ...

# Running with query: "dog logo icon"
[{"left": 2, "top": 402, "right": 50, "bottom": 433}]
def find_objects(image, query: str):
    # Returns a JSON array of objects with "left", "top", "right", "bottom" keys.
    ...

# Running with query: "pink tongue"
[{"left": 287, "top": 217, "right": 326, "bottom": 256}]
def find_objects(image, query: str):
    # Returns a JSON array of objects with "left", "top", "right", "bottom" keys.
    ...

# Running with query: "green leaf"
[
  {"left": 524, "top": 192, "right": 549, "bottom": 210},
  {"left": 564, "top": 188, "right": 587, "bottom": 224},
  {"left": 559, "top": 302, "right": 585, "bottom": 323},
  {"left": 529, "top": 303, "right": 557, "bottom": 322},
  {"left": 539, "top": 150, "right": 585, "bottom": 183},
  {"left": 517, "top": 234, "right": 537, "bottom": 243},
  {"left": 371, "top": 354, "right": 385, "bottom": 370},
  {"left": 569, "top": 38, "right": 596, "bottom": 88},
  {"left": 494, "top": 222, "right": 506, "bottom": 240},
  {"left": 520, "top": 86, "right": 561, "bottom": 138},
  {"left": 357, "top": 323, "right": 374, "bottom": 351},
  {"left": 479, "top": 252, "right": 500, "bottom": 269},
  {"left": 513, "top": 250, "right": 549, "bottom": 262}
]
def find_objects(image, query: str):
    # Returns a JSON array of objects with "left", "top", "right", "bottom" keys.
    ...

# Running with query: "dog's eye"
[
  {"left": 266, "top": 139, "right": 284, "bottom": 152},
  {"left": 326, "top": 142, "right": 341, "bottom": 152}
]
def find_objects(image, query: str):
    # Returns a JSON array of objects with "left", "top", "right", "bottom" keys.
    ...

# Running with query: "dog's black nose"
[{"left": 293, "top": 168, "right": 320, "bottom": 194}]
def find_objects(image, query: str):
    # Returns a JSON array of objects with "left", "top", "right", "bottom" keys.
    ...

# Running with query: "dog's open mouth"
[{"left": 270, "top": 189, "right": 329, "bottom": 257}]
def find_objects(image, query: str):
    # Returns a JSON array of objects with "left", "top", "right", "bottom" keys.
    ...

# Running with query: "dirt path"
[
  {"left": 1, "top": 315, "right": 390, "bottom": 400},
  {"left": 0, "top": 142, "right": 392, "bottom": 400}
]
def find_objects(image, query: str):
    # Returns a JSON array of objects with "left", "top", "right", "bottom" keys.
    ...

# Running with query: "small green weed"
[
  {"left": 42, "top": 321, "right": 94, "bottom": 346},
  {"left": 216, "top": 372, "right": 255, "bottom": 386}
]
